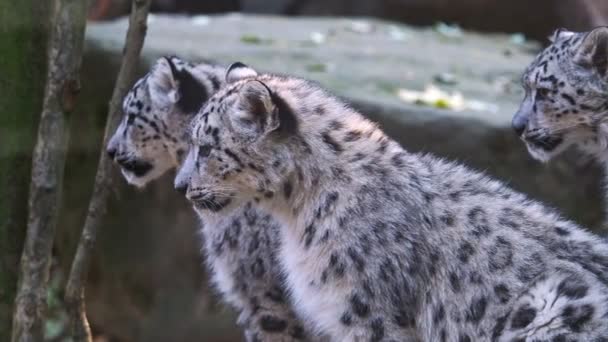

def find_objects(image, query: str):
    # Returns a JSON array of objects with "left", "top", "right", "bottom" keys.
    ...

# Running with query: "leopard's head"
[
  {"left": 513, "top": 27, "right": 608, "bottom": 162},
  {"left": 175, "top": 62, "right": 302, "bottom": 214},
  {"left": 107, "top": 56, "right": 222, "bottom": 187}
]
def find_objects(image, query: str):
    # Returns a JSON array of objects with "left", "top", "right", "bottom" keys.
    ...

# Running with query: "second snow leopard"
[
  {"left": 107, "top": 56, "right": 310, "bottom": 341},
  {"left": 512, "top": 27, "right": 608, "bottom": 163},
  {"left": 511, "top": 26, "right": 608, "bottom": 230},
  {"left": 177, "top": 62, "right": 608, "bottom": 341}
]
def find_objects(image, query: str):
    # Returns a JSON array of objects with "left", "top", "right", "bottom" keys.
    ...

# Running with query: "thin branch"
[
  {"left": 63, "top": 1, "right": 152, "bottom": 341},
  {"left": 11, "top": 0, "right": 87, "bottom": 341}
]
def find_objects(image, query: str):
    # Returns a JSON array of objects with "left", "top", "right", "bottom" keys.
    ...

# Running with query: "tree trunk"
[
  {"left": 10, "top": 0, "right": 87, "bottom": 340},
  {"left": 64, "top": 1, "right": 152, "bottom": 340},
  {"left": 0, "top": 2, "right": 50, "bottom": 341}
]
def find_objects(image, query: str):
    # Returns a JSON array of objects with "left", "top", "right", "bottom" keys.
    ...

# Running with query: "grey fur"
[{"left": 180, "top": 65, "right": 608, "bottom": 341}]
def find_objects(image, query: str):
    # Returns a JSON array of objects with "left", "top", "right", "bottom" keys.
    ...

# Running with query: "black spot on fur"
[
  {"left": 561, "top": 93, "right": 576, "bottom": 106},
  {"left": 494, "top": 284, "right": 511, "bottom": 304},
  {"left": 289, "top": 325, "right": 305, "bottom": 339},
  {"left": 489, "top": 236, "right": 514, "bottom": 272},
  {"left": 492, "top": 314, "right": 508, "bottom": 341},
  {"left": 510, "top": 305, "right": 536, "bottom": 329},
  {"left": 434, "top": 304, "right": 446, "bottom": 323},
  {"left": 322, "top": 132, "right": 343, "bottom": 154},
  {"left": 469, "top": 271, "right": 483, "bottom": 284},
  {"left": 391, "top": 152, "right": 406, "bottom": 167},
  {"left": 334, "top": 261, "right": 346, "bottom": 278},
  {"left": 248, "top": 162, "right": 264, "bottom": 173},
  {"left": 440, "top": 213, "right": 455, "bottom": 226},
  {"left": 250, "top": 257, "right": 265, "bottom": 278},
  {"left": 350, "top": 293, "right": 370, "bottom": 318},
  {"left": 260, "top": 315, "right": 287, "bottom": 332},
  {"left": 377, "top": 139, "right": 389, "bottom": 153},
  {"left": 449, "top": 272, "right": 461, "bottom": 292},
  {"left": 557, "top": 276, "right": 589, "bottom": 299},
  {"left": 394, "top": 309, "right": 416, "bottom": 328},
  {"left": 498, "top": 209, "right": 520, "bottom": 230},
  {"left": 468, "top": 206, "right": 491, "bottom": 237},
  {"left": 517, "top": 252, "right": 544, "bottom": 282},
  {"left": 320, "top": 269, "right": 329, "bottom": 283},
  {"left": 344, "top": 130, "right": 362, "bottom": 142},
  {"left": 459, "top": 334, "right": 471, "bottom": 342},
  {"left": 348, "top": 247, "right": 365, "bottom": 272},
  {"left": 350, "top": 152, "right": 366, "bottom": 163},
  {"left": 466, "top": 296, "right": 487, "bottom": 324},
  {"left": 371, "top": 318, "right": 385, "bottom": 341},
  {"left": 303, "top": 224, "right": 316, "bottom": 248},
  {"left": 283, "top": 181, "right": 293, "bottom": 199},
  {"left": 264, "top": 287, "right": 285, "bottom": 303},
  {"left": 561, "top": 304, "right": 594, "bottom": 332},
  {"left": 457, "top": 241, "right": 476, "bottom": 263},
  {"left": 551, "top": 335, "right": 567, "bottom": 342},
  {"left": 319, "top": 230, "right": 330, "bottom": 243},
  {"left": 223, "top": 148, "right": 244, "bottom": 168},
  {"left": 315, "top": 105, "right": 326, "bottom": 115},
  {"left": 340, "top": 312, "right": 353, "bottom": 326},
  {"left": 440, "top": 328, "right": 447, "bottom": 342},
  {"left": 554, "top": 226, "right": 570, "bottom": 236},
  {"left": 247, "top": 232, "right": 260, "bottom": 255},
  {"left": 329, "top": 120, "right": 343, "bottom": 130}
]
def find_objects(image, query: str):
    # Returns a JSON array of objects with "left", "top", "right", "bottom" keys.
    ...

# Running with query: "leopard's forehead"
[
  {"left": 122, "top": 74, "right": 153, "bottom": 117},
  {"left": 523, "top": 31, "right": 587, "bottom": 84}
]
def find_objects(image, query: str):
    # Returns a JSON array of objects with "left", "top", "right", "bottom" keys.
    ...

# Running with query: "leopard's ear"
[
  {"left": 225, "top": 62, "right": 258, "bottom": 83},
  {"left": 148, "top": 56, "right": 208, "bottom": 113},
  {"left": 229, "top": 80, "right": 277, "bottom": 141},
  {"left": 147, "top": 57, "right": 178, "bottom": 108},
  {"left": 574, "top": 27, "right": 608, "bottom": 78},
  {"left": 549, "top": 28, "right": 575, "bottom": 43},
  {"left": 228, "top": 79, "right": 298, "bottom": 142}
]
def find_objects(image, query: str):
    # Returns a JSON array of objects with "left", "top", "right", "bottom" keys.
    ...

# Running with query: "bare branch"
[
  {"left": 63, "top": 1, "right": 152, "bottom": 341},
  {"left": 10, "top": 0, "right": 87, "bottom": 341}
]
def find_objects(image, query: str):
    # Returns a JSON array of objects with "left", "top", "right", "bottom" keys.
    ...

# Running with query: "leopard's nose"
[
  {"left": 107, "top": 146, "right": 117, "bottom": 160},
  {"left": 512, "top": 114, "right": 528, "bottom": 136},
  {"left": 175, "top": 182, "right": 188, "bottom": 195}
]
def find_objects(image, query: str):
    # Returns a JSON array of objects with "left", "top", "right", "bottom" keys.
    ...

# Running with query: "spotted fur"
[
  {"left": 178, "top": 63, "right": 608, "bottom": 341},
  {"left": 107, "top": 57, "right": 311, "bottom": 341}
]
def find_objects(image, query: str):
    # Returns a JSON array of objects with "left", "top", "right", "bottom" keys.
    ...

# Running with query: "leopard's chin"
[
  {"left": 121, "top": 169, "right": 151, "bottom": 188},
  {"left": 523, "top": 138, "right": 570, "bottom": 163}
]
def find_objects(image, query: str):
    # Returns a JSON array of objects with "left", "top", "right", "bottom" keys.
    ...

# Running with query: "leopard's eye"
[
  {"left": 535, "top": 88, "right": 551, "bottom": 101},
  {"left": 198, "top": 145, "right": 212, "bottom": 158},
  {"left": 127, "top": 113, "right": 135, "bottom": 125},
  {"left": 536, "top": 88, "right": 551, "bottom": 100}
]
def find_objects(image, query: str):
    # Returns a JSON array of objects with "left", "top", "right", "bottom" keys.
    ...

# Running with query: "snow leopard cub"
[
  {"left": 177, "top": 62, "right": 608, "bottom": 341},
  {"left": 107, "top": 57, "right": 311, "bottom": 341}
]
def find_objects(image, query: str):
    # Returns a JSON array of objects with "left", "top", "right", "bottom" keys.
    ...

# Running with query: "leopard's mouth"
[
  {"left": 524, "top": 133, "right": 563, "bottom": 152},
  {"left": 521, "top": 132, "right": 566, "bottom": 162},
  {"left": 116, "top": 157, "right": 154, "bottom": 177},
  {"left": 189, "top": 193, "right": 232, "bottom": 213}
]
